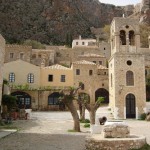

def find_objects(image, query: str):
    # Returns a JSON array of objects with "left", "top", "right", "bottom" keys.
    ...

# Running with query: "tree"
[
  {"left": 65, "top": 33, "right": 73, "bottom": 48},
  {"left": 83, "top": 97, "right": 104, "bottom": 124},
  {"left": 23, "top": 39, "right": 46, "bottom": 49},
  {"left": 2, "top": 95, "right": 17, "bottom": 114},
  {"left": 0, "top": 79, "right": 9, "bottom": 121},
  {"left": 78, "top": 93, "right": 90, "bottom": 120},
  {"left": 103, "top": 25, "right": 110, "bottom": 40},
  {"left": 59, "top": 87, "right": 81, "bottom": 132}
]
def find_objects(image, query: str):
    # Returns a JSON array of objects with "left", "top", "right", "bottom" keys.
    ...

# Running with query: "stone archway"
[
  {"left": 11, "top": 91, "right": 31, "bottom": 109},
  {"left": 95, "top": 88, "right": 109, "bottom": 104},
  {"left": 126, "top": 93, "right": 136, "bottom": 118}
]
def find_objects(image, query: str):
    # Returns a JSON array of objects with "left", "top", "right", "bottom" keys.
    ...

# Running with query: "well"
[{"left": 85, "top": 122, "right": 146, "bottom": 150}]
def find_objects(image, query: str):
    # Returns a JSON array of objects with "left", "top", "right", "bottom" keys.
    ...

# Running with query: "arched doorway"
[
  {"left": 95, "top": 88, "right": 109, "bottom": 103},
  {"left": 11, "top": 91, "right": 31, "bottom": 109},
  {"left": 126, "top": 94, "right": 136, "bottom": 118},
  {"left": 48, "top": 92, "right": 65, "bottom": 110}
]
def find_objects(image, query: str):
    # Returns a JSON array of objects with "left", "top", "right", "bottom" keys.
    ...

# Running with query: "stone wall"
[{"left": 5, "top": 44, "right": 32, "bottom": 63}]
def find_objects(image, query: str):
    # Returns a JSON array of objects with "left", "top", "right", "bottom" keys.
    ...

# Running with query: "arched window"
[
  {"left": 129, "top": 30, "right": 135, "bottom": 45},
  {"left": 27, "top": 73, "right": 34, "bottom": 83},
  {"left": 120, "top": 30, "right": 126, "bottom": 45},
  {"left": 9, "top": 72, "right": 15, "bottom": 82},
  {"left": 48, "top": 92, "right": 60, "bottom": 105},
  {"left": 126, "top": 71, "right": 134, "bottom": 86}
]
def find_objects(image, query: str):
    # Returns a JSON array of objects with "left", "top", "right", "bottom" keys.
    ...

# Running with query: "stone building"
[
  {"left": 4, "top": 60, "right": 73, "bottom": 110},
  {"left": 72, "top": 35, "right": 96, "bottom": 48},
  {"left": 78, "top": 53, "right": 107, "bottom": 66},
  {"left": 5, "top": 45, "right": 31, "bottom": 63},
  {"left": 109, "top": 17, "right": 146, "bottom": 119},
  {"left": 31, "top": 49, "right": 55, "bottom": 66},
  {"left": 72, "top": 60, "right": 108, "bottom": 104},
  {"left": 0, "top": 35, "right": 5, "bottom": 112}
]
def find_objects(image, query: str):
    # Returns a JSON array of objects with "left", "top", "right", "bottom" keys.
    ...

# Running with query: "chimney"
[{"left": 79, "top": 35, "right": 82, "bottom": 40}]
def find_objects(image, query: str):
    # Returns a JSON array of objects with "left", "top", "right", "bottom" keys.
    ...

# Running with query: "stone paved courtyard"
[{"left": 0, "top": 107, "right": 150, "bottom": 150}]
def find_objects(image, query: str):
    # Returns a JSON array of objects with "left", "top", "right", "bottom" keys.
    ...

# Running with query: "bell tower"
[{"left": 109, "top": 17, "right": 146, "bottom": 119}]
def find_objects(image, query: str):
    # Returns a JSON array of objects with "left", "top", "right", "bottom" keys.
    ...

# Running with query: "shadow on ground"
[{"left": 0, "top": 132, "right": 86, "bottom": 150}]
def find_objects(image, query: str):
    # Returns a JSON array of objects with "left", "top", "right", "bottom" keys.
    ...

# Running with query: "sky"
[{"left": 99, "top": 0, "right": 141, "bottom": 6}]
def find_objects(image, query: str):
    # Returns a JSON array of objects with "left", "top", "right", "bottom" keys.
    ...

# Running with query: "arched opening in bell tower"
[
  {"left": 129, "top": 30, "right": 135, "bottom": 46},
  {"left": 120, "top": 30, "right": 126, "bottom": 45}
]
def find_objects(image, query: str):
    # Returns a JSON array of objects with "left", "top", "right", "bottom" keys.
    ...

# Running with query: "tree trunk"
[
  {"left": 78, "top": 102, "right": 82, "bottom": 119},
  {"left": 66, "top": 101, "right": 80, "bottom": 132},
  {"left": 89, "top": 108, "right": 96, "bottom": 125},
  {"left": 81, "top": 105, "right": 85, "bottom": 120}
]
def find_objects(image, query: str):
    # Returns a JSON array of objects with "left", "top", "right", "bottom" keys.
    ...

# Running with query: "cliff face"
[
  {"left": 0, "top": 0, "right": 136, "bottom": 44},
  {"left": 139, "top": 0, "right": 150, "bottom": 25}
]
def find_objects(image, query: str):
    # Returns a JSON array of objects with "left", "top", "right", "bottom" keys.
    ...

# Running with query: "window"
[
  {"left": 126, "top": 71, "right": 134, "bottom": 86},
  {"left": 10, "top": 53, "right": 14, "bottom": 59},
  {"left": 76, "top": 42, "right": 78, "bottom": 45},
  {"left": 99, "top": 61, "right": 102, "bottom": 65},
  {"left": 27, "top": 73, "right": 34, "bottom": 83},
  {"left": 20, "top": 53, "right": 24, "bottom": 59},
  {"left": 127, "top": 60, "right": 132, "bottom": 66},
  {"left": 89, "top": 70, "right": 93, "bottom": 76},
  {"left": 61, "top": 75, "right": 65, "bottom": 82},
  {"left": 9, "top": 73, "right": 15, "bottom": 82},
  {"left": 48, "top": 92, "right": 60, "bottom": 105},
  {"left": 82, "top": 42, "right": 85, "bottom": 45},
  {"left": 104, "top": 48, "right": 106, "bottom": 50},
  {"left": 25, "top": 98, "right": 31, "bottom": 105},
  {"left": 48, "top": 75, "right": 53, "bottom": 82},
  {"left": 76, "top": 69, "right": 80, "bottom": 75},
  {"left": 93, "top": 61, "right": 96, "bottom": 64}
]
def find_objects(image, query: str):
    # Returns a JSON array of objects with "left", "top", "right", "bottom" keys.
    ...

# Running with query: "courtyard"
[{"left": 0, "top": 107, "right": 150, "bottom": 150}]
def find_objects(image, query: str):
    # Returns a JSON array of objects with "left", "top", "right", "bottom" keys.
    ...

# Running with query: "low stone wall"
[{"left": 85, "top": 134, "right": 146, "bottom": 150}]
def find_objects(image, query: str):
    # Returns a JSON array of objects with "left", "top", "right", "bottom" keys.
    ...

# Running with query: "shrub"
[
  {"left": 140, "top": 113, "right": 146, "bottom": 120},
  {"left": 23, "top": 39, "right": 45, "bottom": 49},
  {"left": 80, "top": 119, "right": 90, "bottom": 123},
  {"left": 84, "top": 123, "right": 90, "bottom": 128}
]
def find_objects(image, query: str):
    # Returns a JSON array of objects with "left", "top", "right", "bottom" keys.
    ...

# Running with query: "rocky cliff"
[{"left": 0, "top": 0, "right": 147, "bottom": 45}]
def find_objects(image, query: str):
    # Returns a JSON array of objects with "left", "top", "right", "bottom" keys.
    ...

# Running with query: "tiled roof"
[
  {"left": 73, "top": 60, "right": 96, "bottom": 65},
  {"left": 79, "top": 53, "right": 105, "bottom": 58},
  {"left": 97, "top": 65, "right": 108, "bottom": 69},
  {"left": 43, "top": 64, "right": 71, "bottom": 70}
]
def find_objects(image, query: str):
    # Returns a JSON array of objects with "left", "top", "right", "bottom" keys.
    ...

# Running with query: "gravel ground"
[{"left": 0, "top": 108, "right": 150, "bottom": 150}]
